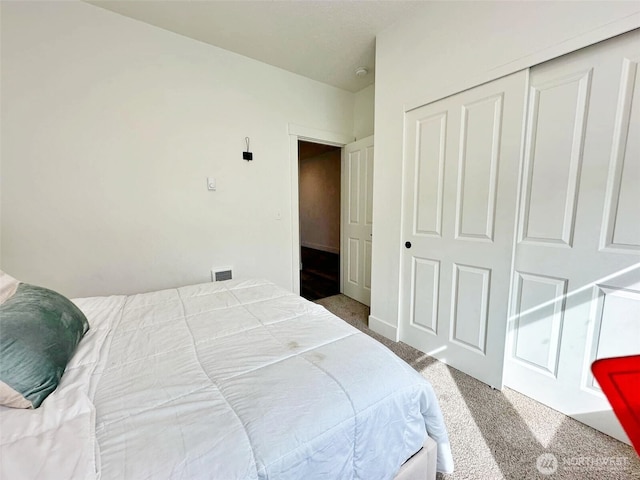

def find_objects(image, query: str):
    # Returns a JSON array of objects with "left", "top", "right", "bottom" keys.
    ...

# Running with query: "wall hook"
[{"left": 243, "top": 137, "right": 253, "bottom": 161}]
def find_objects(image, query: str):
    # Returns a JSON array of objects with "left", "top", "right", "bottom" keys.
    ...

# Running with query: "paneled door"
[
  {"left": 342, "top": 136, "right": 374, "bottom": 306},
  {"left": 505, "top": 30, "right": 640, "bottom": 444},
  {"left": 400, "top": 71, "right": 527, "bottom": 389}
]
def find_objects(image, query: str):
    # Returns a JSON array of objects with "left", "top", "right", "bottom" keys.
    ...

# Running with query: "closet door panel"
[
  {"left": 505, "top": 29, "right": 640, "bottom": 445},
  {"left": 602, "top": 57, "right": 640, "bottom": 251},
  {"left": 400, "top": 70, "right": 527, "bottom": 389},
  {"left": 520, "top": 71, "right": 591, "bottom": 246}
]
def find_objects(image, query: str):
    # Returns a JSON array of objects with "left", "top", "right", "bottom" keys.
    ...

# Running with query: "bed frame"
[{"left": 395, "top": 436, "right": 438, "bottom": 480}]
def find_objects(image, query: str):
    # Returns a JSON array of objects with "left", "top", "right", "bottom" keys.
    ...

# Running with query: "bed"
[{"left": 0, "top": 277, "right": 454, "bottom": 479}]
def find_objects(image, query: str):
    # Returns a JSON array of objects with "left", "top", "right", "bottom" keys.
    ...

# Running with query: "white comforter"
[{"left": 0, "top": 279, "right": 453, "bottom": 479}]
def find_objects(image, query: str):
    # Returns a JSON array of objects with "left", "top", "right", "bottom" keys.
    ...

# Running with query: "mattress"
[{"left": 0, "top": 279, "right": 453, "bottom": 479}]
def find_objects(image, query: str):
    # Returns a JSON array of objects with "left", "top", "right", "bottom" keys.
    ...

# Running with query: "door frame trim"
[{"left": 288, "top": 124, "right": 354, "bottom": 294}]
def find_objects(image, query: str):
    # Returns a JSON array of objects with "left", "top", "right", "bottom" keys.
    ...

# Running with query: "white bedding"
[{"left": 0, "top": 279, "right": 453, "bottom": 479}]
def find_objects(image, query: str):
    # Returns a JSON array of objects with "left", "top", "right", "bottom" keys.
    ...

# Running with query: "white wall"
[
  {"left": 370, "top": 1, "right": 640, "bottom": 337},
  {"left": 354, "top": 84, "right": 374, "bottom": 140},
  {"left": 0, "top": 1, "right": 354, "bottom": 298},
  {"left": 299, "top": 150, "right": 341, "bottom": 254}
]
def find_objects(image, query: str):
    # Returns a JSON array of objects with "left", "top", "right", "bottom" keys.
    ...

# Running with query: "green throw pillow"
[{"left": 0, "top": 283, "right": 89, "bottom": 408}]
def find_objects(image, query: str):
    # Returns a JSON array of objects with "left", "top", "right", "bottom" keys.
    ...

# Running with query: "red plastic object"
[{"left": 592, "top": 355, "right": 640, "bottom": 455}]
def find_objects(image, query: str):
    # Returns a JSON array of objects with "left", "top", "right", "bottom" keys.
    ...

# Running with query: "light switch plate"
[{"left": 207, "top": 177, "right": 216, "bottom": 191}]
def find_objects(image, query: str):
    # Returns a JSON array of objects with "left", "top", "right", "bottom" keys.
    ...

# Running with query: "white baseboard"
[
  {"left": 368, "top": 315, "right": 399, "bottom": 342},
  {"left": 301, "top": 241, "right": 340, "bottom": 255}
]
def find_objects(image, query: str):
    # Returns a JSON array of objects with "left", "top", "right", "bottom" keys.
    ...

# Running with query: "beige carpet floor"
[{"left": 315, "top": 294, "right": 640, "bottom": 480}]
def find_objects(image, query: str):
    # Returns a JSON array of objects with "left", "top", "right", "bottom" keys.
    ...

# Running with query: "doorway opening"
[{"left": 298, "top": 140, "right": 342, "bottom": 301}]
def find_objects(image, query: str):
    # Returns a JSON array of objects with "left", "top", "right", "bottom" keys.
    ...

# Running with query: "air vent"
[{"left": 211, "top": 267, "right": 233, "bottom": 282}]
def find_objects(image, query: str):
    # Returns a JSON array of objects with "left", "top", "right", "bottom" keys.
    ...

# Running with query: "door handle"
[{"left": 405, "top": 241, "right": 412, "bottom": 249}]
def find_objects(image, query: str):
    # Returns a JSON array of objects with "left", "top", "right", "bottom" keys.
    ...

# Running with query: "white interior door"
[
  {"left": 400, "top": 71, "right": 527, "bottom": 389},
  {"left": 505, "top": 30, "right": 640, "bottom": 444},
  {"left": 342, "top": 136, "right": 374, "bottom": 306}
]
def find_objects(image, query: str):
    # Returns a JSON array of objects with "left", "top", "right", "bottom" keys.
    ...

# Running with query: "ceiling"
[{"left": 86, "top": 1, "right": 426, "bottom": 93}]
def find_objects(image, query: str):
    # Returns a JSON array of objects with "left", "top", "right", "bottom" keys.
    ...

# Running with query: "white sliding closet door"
[
  {"left": 505, "top": 30, "right": 640, "bottom": 444},
  {"left": 400, "top": 71, "right": 527, "bottom": 389}
]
